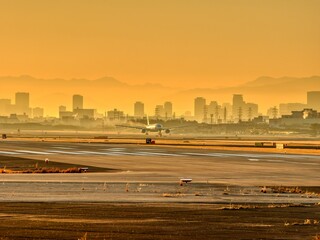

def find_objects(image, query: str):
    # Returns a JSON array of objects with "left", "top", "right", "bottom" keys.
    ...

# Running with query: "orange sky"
[{"left": 1, "top": 0, "right": 319, "bottom": 89}]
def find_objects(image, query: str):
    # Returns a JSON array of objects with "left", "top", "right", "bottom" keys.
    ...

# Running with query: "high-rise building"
[
  {"left": 194, "top": 97, "right": 206, "bottom": 122},
  {"left": 164, "top": 101, "right": 173, "bottom": 119},
  {"left": 107, "top": 109, "right": 124, "bottom": 121},
  {"left": 33, "top": 107, "right": 44, "bottom": 118},
  {"left": 231, "top": 94, "right": 259, "bottom": 122},
  {"left": 15, "top": 92, "right": 30, "bottom": 115},
  {"left": 267, "top": 106, "right": 278, "bottom": 119},
  {"left": 307, "top": 91, "right": 320, "bottom": 111},
  {"left": 246, "top": 103, "right": 259, "bottom": 121},
  {"left": 73, "top": 95, "right": 83, "bottom": 110},
  {"left": 279, "top": 103, "right": 307, "bottom": 116},
  {"left": 134, "top": 101, "right": 144, "bottom": 118},
  {"left": 232, "top": 94, "right": 244, "bottom": 122},
  {"left": 207, "top": 101, "right": 219, "bottom": 122},
  {"left": 0, "top": 99, "right": 11, "bottom": 116},
  {"left": 222, "top": 103, "right": 232, "bottom": 122},
  {"left": 207, "top": 101, "right": 218, "bottom": 116},
  {"left": 155, "top": 105, "right": 165, "bottom": 118},
  {"left": 74, "top": 108, "right": 95, "bottom": 119}
]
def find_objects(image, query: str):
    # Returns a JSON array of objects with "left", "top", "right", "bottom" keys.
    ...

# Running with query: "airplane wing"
[{"left": 115, "top": 124, "right": 146, "bottom": 130}]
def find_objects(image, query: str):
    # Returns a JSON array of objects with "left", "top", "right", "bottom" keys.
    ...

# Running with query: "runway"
[
  {"left": 0, "top": 139, "right": 319, "bottom": 203},
  {"left": 0, "top": 140, "right": 319, "bottom": 185}
]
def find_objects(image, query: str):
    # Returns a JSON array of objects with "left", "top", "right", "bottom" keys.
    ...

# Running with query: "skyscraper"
[
  {"left": 232, "top": 94, "right": 244, "bottom": 122},
  {"left": 155, "top": 105, "right": 165, "bottom": 118},
  {"left": 0, "top": 99, "right": 11, "bottom": 116},
  {"left": 33, "top": 107, "right": 44, "bottom": 118},
  {"left": 134, "top": 101, "right": 144, "bottom": 118},
  {"left": 15, "top": 92, "right": 29, "bottom": 109},
  {"left": 164, "top": 101, "right": 173, "bottom": 119},
  {"left": 194, "top": 97, "right": 206, "bottom": 122},
  {"left": 307, "top": 91, "right": 320, "bottom": 111},
  {"left": 73, "top": 94, "right": 83, "bottom": 110},
  {"left": 15, "top": 92, "right": 30, "bottom": 114},
  {"left": 246, "top": 103, "right": 258, "bottom": 121}
]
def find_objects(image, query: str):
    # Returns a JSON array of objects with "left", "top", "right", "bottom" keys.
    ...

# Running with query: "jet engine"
[{"left": 165, "top": 129, "right": 170, "bottom": 134}]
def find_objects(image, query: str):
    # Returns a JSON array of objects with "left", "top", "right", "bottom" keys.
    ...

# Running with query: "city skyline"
[
  {"left": 0, "top": 75, "right": 320, "bottom": 116},
  {"left": 1, "top": 90, "right": 319, "bottom": 121}
]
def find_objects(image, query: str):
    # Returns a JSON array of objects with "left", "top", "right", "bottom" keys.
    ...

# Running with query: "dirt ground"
[
  {"left": 0, "top": 155, "right": 116, "bottom": 173},
  {"left": 0, "top": 202, "right": 318, "bottom": 240}
]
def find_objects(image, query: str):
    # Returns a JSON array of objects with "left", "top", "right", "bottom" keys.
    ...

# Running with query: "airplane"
[{"left": 116, "top": 116, "right": 175, "bottom": 136}]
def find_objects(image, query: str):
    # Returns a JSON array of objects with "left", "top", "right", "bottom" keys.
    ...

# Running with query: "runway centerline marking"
[
  {"left": 266, "top": 160, "right": 285, "bottom": 163},
  {"left": 77, "top": 151, "right": 122, "bottom": 156},
  {"left": 46, "top": 150, "right": 84, "bottom": 155},
  {"left": 0, "top": 151, "right": 22, "bottom": 155},
  {"left": 136, "top": 152, "right": 183, "bottom": 157},
  {"left": 52, "top": 147, "right": 74, "bottom": 150},
  {"left": 248, "top": 159, "right": 260, "bottom": 162},
  {"left": 15, "top": 150, "right": 54, "bottom": 155},
  {"left": 107, "top": 148, "right": 127, "bottom": 151}
]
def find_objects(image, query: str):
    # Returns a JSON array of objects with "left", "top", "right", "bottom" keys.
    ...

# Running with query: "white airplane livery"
[{"left": 116, "top": 116, "right": 172, "bottom": 136}]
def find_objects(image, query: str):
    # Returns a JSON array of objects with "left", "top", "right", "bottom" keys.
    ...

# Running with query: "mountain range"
[{"left": 0, "top": 75, "right": 319, "bottom": 116}]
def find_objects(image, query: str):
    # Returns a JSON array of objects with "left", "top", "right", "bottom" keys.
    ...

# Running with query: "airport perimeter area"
[{"left": 0, "top": 135, "right": 319, "bottom": 239}]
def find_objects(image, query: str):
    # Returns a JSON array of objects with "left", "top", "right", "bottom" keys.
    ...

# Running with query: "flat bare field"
[{"left": 0, "top": 202, "right": 319, "bottom": 240}]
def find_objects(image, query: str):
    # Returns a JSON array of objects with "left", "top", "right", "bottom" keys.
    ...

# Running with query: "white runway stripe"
[
  {"left": 103, "top": 151, "right": 182, "bottom": 157},
  {"left": 266, "top": 160, "right": 285, "bottom": 163},
  {"left": 107, "top": 148, "right": 127, "bottom": 151},
  {"left": 184, "top": 152, "right": 319, "bottom": 160},
  {"left": 298, "top": 162, "right": 319, "bottom": 166},
  {"left": 15, "top": 150, "right": 54, "bottom": 155},
  {"left": 52, "top": 147, "right": 74, "bottom": 150},
  {"left": 285, "top": 161, "right": 319, "bottom": 166},
  {"left": 77, "top": 151, "right": 121, "bottom": 156},
  {"left": 46, "top": 150, "right": 84, "bottom": 155},
  {"left": 0, "top": 151, "right": 22, "bottom": 155},
  {"left": 137, "top": 152, "right": 183, "bottom": 157},
  {"left": 184, "top": 153, "right": 227, "bottom": 157}
]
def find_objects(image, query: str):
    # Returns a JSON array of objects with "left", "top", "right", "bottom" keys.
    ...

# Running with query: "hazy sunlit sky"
[{"left": 1, "top": 0, "right": 319, "bottom": 89}]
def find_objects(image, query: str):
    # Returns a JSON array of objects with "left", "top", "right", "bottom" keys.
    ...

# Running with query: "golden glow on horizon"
[
  {"left": 0, "top": 1, "right": 319, "bottom": 116},
  {"left": 0, "top": 0, "right": 319, "bottom": 89}
]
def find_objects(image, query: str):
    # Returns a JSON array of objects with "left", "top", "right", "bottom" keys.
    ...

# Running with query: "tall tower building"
[
  {"left": 307, "top": 91, "right": 320, "bottom": 111},
  {"left": 73, "top": 95, "right": 83, "bottom": 110},
  {"left": 134, "top": 101, "right": 144, "bottom": 118},
  {"left": 164, "top": 101, "right": 173, "bottom": 119},
  {"left": 0, "top": 99, "right": 11, "bottom": 116},
  {"left": 155, "top": 105, "right": 164, "bottom": 118},
  {"left": 15, "top": 92, "right": 29, "bottom": 109},
  {"left": 194, "top": 97, "right": 206, "bottom": 122},
  {"left": 232, "top": 94, "right": 244, "bottom": 121},
  {"left": 15, "top": 92, "right": 30, "bottom": 114}
]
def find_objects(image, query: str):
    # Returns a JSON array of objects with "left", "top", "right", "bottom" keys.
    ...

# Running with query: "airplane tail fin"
[{"left": 146, "top": 115, "right": 150, "bottom": 125}]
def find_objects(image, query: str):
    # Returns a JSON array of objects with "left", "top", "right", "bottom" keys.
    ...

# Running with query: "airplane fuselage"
[{"left": 145, "top": 123, "right": 163, "bottom": 132}]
